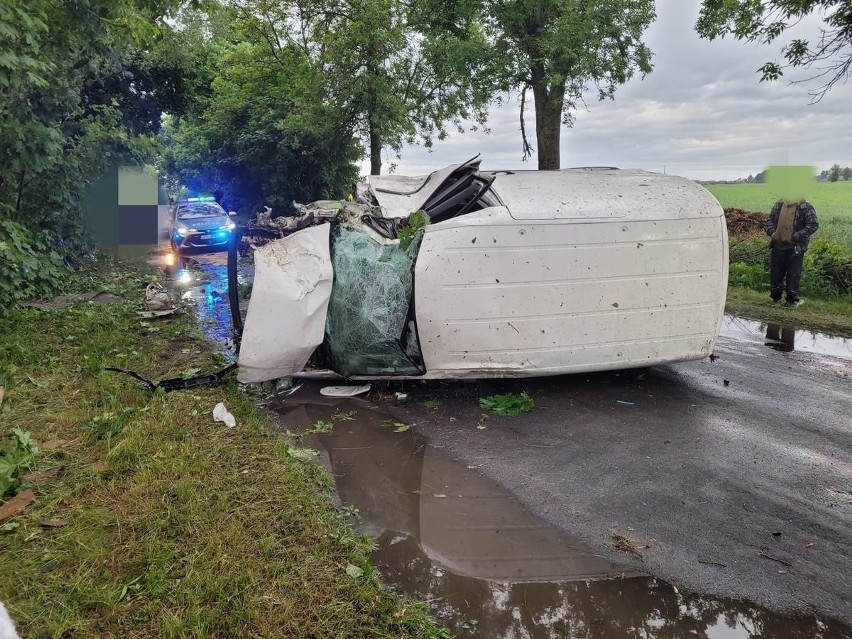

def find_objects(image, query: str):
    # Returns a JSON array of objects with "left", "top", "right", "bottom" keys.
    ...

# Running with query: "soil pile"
[{"left": 725, "top": 208, "right": 768, "bottom": 239}]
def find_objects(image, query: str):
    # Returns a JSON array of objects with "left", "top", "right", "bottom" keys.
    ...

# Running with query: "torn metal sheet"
[{"left": 237, "top": 223, "right": 333, "bottom": 383}]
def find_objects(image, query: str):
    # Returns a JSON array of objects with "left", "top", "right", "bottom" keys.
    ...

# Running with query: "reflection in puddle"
[
  {"left": 275, "top": 387, "right": 848, "bottom": 639},
  {"left": 149, "top": 247, "right": 251, "bottom": 348},
  {"left": 721, "top": 315, "right": 852, "bottom": 360},
  {"left": 764, "top": 323, "right": 795, "bottom": 353}
]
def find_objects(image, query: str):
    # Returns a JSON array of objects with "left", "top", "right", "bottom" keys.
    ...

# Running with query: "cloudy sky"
[{"left": 365, "top": 0, "right": 852, "bottom": 181}]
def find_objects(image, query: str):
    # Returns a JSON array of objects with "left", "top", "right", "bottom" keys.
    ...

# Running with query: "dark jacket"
[{"left": 764, "top": 200, "right": 819, "bottom": 253}]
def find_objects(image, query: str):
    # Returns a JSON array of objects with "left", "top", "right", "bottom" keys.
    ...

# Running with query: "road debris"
[
  {"left": 213, "top": 402, "right": 236, "bottom": 428},
  {"left": 137, "top": 308, "right": 180, "bottom": 319},
  {"left": 758, "top": 551, "right": 793, "bottom": 567},
  {"left": 697, "top": 558, "right": 727, "bottom": 567},
  {"left": 320, "top": 385, "right": 372, "bottom": 397},
  {"left": 612, "top": 532, "right": 650, "bottom": 557},
  {"left": 479, "top": 392, "right": 534, "bottom": 416},
  {"left": 617, "top": 400, "right": 636, "bottom": 406},
  {"left": 144, "top": 282, "right": 173, "bottom": 311}
]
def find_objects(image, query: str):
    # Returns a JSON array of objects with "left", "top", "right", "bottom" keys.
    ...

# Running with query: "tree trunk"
[
  {"left": 531, "top": 75, "right": 565, "bottom": 170},
  {"left": 369, "top": 119, "right": 382, "bottom": 175}
]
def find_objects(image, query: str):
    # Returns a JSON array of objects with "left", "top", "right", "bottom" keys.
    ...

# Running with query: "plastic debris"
[
  {"left": 0, "top": 602, "right": 21, "bottom": 639},
  {"left": 144, "top": 283, "right": 173, "bottom": 311},
  {"left": 212, "top": 402, "right": 236, "bottom": 428},
  {"left": 320, "top": 385, "right": 372, "bottom": 398},
  {"left": 137, "top": 308, "right": 179, "bottom": 319},
  {"left": 617, "top": 400, "right": 636, "bottom": 406}
]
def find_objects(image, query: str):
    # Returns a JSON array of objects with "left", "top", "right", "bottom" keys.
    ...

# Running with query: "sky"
[{"left": 363, "top": 0, "right": 852, "bottom": 181}]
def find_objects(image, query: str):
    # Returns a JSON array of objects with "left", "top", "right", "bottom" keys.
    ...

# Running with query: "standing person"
[{"left": 764, "top": 199, "right": 819, "bottom": 307}]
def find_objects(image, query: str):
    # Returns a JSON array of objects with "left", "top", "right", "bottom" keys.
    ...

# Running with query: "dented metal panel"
[
  {"left": 414, "top": 208, "right": 728, "bottom": 377},
  {"left": 492, "top": 169, "right": 721, "bottom": 221},
  {"left": 237, "top": 224, "right": 333, "bottom": 383}
]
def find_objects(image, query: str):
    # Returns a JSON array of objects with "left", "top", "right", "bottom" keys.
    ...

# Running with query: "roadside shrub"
[
  {"left": 728, "top": 262, "right": 766, "bottom": 290},
  {"left": 727, "top": 235, "right": 852, "bottom": 300},
  {"left": 805, "top": 237, "right": 852, "bottom": 297},
  {"left": 0, "top": 215, "right": 69, "bottom": 310}
]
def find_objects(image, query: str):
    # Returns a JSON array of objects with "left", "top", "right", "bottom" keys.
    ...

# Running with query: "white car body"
[{"left": 237, "top": 164, "right": 728, "bottom": 382}]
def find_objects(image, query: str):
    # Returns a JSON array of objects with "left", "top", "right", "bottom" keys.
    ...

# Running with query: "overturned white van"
[{"left": 234, "top": 158, "right": 728, "bottom": 382}]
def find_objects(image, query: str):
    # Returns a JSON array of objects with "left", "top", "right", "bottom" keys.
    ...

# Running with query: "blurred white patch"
[{"left": 0, "top": 603, "right": 20, "bottom": 639}]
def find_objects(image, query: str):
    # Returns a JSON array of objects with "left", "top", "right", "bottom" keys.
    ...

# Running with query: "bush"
[
  {"left": 728, "top": 262, "right": 766, "bottom": 290},
  {"left": 805, "top": 237, "right": 852, "bottom": 297},
  {"left": 0, "top": 215, "right": 69, "bottom": 310}
]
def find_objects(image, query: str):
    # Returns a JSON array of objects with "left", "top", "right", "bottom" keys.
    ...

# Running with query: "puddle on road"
[
  {"left": 145, "top": 243, "right": 850, "bottom": 637},
  {"left": 721, "top": 315, "right": 852, "bottom": 360},
  {"left": 274, "top": 386, "right": 848, "bottom": 639}
]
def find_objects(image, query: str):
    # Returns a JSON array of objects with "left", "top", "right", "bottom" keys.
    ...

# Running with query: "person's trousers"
[{"left": 770, "top": 248, "right": 804, "bottom": 302}]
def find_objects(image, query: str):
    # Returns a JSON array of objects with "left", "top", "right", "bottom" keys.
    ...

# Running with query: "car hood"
[{"left": 176, "top": 217, "right": 229, "bottom": 231}]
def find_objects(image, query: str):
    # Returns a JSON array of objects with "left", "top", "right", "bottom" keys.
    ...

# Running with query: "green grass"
[
  {"left": 0, "top": 258, "right": 447, "bottom": 638},
  {"left": 706, "top": 181, "right": 852, "bottom": 251}
]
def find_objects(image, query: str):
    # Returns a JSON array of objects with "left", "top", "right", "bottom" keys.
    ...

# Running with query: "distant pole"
[{"left": 663, "top": 165, "right": 667, "bottom": 174}]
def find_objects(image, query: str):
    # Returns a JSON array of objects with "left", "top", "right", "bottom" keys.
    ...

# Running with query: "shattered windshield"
[{"left": 177, "top": 203, "right": 225, "bottom": 219}]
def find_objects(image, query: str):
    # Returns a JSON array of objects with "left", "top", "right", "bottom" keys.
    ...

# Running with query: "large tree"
[
  {"left": 229, "top": 0, "right": 494, "bottom": 174},
  {"left": 696, "top": 1, "right": 852, "bottom": 101},
  {"left": 478, "top": 0, "right": 655, "bottom": 169},
  {"left": 0, "top": 0, "right": 187, "bottom": 305},
  {"left": 159, "top": 4, "right": 362, "bottom": 214}
]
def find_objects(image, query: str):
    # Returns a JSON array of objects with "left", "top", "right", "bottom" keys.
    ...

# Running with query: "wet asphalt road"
[
  {"left": 172, "top": 244, "right": 852, "bottom": 631},
  {"left": 389, "top": 330, "right": 852, "bottom": 627}
]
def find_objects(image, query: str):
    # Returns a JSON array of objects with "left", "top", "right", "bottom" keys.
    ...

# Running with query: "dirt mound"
[{"left": 725, "top": 208, "right": 768, "bottom": 239}]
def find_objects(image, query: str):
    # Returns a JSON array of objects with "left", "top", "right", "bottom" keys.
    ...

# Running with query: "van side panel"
[{"left": 414, "top": 209, "right": 727, "bottom": 377}]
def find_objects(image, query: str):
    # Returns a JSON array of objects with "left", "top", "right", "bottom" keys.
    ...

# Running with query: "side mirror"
[{"left": 228, "top": 211, "right": 237, "bottom": 217}]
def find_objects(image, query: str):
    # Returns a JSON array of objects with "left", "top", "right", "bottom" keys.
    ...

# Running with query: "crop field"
[{"left": 706, "top": 181, "right": 852, "bottom": 250}]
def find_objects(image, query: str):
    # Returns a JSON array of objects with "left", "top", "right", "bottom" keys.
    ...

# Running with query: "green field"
[{"left": 706, "top": 181, "right": 852, "bottom": 250}]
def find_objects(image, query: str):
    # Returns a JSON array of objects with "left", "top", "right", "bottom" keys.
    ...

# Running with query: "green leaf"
[
  {"left": 287, "top": 447, "right": 319, "bottom": 460},
  {"left": 345, "top": 563, "right": 364, "bottom": 579},
  {"left": 478, "top": 391, "right": 535, "bottom": 417}
]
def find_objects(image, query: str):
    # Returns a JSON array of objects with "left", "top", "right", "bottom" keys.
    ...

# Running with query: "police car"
[{"left": 169, "top": 196, "right": 236, "bottom": 252}]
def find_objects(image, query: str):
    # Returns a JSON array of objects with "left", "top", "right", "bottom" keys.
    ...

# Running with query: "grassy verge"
[
  {"left": 0, "top": 258, "right": 447, "bottom": 638},
  {"left": 726, "top": 286, "right": 852, "bottom": 338}
]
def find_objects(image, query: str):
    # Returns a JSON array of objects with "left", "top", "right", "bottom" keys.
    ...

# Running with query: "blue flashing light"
[{"left": 185, "top": 195, "right": 217, "bottom": 203}]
